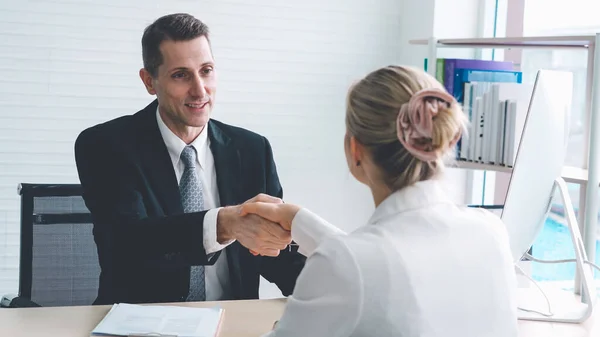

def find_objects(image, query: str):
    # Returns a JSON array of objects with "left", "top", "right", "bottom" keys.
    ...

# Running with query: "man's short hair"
[{"left": 142, "top": 13, "right": 210, "bottom": 77}]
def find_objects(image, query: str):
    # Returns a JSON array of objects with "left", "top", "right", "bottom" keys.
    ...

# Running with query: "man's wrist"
[{"left": 216, "top": 206, "right": 239, "bottom": 243}]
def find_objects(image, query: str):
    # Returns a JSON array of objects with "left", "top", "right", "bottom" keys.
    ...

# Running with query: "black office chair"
[{"left": 3, "top": 183, "right": 100, "bottom": 307}]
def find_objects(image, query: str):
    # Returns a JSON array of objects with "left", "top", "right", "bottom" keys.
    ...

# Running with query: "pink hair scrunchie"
[{"left": 396, "top": 88, "right": 461, "bottom": 162}]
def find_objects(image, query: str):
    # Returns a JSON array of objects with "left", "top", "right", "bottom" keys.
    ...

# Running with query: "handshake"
[{"left": 216, "top": 194, "right": 301, "bottom": 257}]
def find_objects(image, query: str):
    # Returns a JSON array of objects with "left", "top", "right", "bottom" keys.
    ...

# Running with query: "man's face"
[{"left": 141, "top": 36, "right": 216, "bottom": 131}]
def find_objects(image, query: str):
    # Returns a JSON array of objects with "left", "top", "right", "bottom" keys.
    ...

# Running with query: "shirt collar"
[
  {"left": 367, "top": 178, "right": 453, "bottom": 225},
  {"left": 156, "top": 106, "right": 209, "bottom": 170}
]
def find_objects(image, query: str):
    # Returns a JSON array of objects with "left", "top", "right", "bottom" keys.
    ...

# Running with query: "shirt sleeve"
[
  {"left": 261, "top": 236, "right": 363, "bottom": 337},
  {"left": 291, "top": 208, "right": 346, "bottom": 257},
  {"left": 203, "top": 207, "right": 235, "bottom": 254}
]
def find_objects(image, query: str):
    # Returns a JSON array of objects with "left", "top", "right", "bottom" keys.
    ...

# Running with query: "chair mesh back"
[{"left": 30, "top": 195, "right": 99, "bottom": 307}]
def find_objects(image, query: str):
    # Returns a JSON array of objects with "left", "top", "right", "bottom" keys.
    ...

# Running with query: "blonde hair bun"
[
  {"left": 345, "top": 65, "right": 467, "bottom": 191},
  {"left": 396, "top": 87, "right": 463, "bottom": 162}
]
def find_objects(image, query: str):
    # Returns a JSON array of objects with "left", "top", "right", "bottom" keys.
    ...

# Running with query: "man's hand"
[{"left": 217, "top": 194, "right": 291, "bottom": 257}]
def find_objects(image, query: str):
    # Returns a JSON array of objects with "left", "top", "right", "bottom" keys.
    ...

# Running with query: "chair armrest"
[{"left": 1, "top": 294, "right": 41, "bottom": 308}]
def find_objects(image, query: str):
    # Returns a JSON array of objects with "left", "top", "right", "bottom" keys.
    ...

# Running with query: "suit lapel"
[
  {"left": 208, "top": 121, "right": 247, "bottom": 299},
  {"left": 208, "top": 121, "right": 242, "bottom": 206},
  {"left": 136, "top": 100, "right": 183, "bottom": 215}
]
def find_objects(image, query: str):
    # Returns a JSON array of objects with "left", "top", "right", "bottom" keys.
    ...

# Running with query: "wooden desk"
[
  {"left": 0, "top": 298, "right": 598, "bottom": 337},
  {"left": 0, "top": 299, "right": 285, "bottom": 337},
  {"left": 515, "top": 284, "right": 600, "bottom": 336}
]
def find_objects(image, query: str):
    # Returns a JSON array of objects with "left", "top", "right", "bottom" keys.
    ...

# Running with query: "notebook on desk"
[{"left": 90, "top": 303, "right": 224, "bottom": 337}]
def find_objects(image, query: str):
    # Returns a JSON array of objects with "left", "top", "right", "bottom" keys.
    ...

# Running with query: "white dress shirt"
[
  {"left": 265, "top": 179, "right": 519, "bottom": 337},
  {"left": 156, "top": 109, "right": 234, "bottom": 301}
]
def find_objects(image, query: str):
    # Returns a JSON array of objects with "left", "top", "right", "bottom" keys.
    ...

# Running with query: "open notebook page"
[{"left": 91, "top": 303, "right": 223, "bottom": 337}]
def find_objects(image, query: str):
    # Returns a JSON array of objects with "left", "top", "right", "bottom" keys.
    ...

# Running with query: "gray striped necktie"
[{"left": 179, "top": 145, "right": 206, "bottom": 301}]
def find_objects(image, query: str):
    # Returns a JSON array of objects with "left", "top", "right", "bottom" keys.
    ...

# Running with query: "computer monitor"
[
  {"left": 500, "top": 69, "right": 573, "bottom": 263},
  {"left": 500, "top": 70, "right": 598, "bottom": 323}
]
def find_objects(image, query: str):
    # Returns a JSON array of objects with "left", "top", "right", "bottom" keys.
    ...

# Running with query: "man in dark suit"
[{"left": 74, "top": 13, "right": 305, "bottom": 305}]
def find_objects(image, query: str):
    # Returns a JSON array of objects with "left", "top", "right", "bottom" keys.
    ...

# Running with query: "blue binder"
[{"left": 453, "top": 69, "right": 522, "bottom": 103}]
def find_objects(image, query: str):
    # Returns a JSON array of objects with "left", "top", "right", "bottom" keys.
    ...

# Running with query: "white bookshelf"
[
  {"left": 453, "top": 162, "right": 590, "bottom": 185},
  {"left": 411, "top": 34, "right": 600, "bottom": 267},
  {"left": 452, "top": 161, "right": 512, "bottom": 174},
  {"left": 410, "top": 36, "right": 596, "bottom": 49}
]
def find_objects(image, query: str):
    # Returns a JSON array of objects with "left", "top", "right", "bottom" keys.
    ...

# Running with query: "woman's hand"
[
  {"left": 239, "top": 202, "right": 301, "bottom": 231},
  {"left": 239, "top": 202, "right": 301, "bottom": 256}
]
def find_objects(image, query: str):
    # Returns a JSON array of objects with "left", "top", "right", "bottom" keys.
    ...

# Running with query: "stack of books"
[{"left": 425, "top": 58, "right": 531, "bottom": 167}]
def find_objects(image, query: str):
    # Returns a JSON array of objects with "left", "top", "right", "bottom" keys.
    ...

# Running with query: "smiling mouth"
[{"left": 185, "top": 102, "right": 209, "bottom": 109}]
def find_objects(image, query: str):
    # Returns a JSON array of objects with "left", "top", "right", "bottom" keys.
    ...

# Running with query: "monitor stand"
[{"left": 516, "top": 177, "right": 597, "bottom": 323}]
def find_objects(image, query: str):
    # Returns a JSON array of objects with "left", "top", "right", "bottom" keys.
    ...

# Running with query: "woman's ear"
[{"left": 349, "top": 136, "right": 363, "bottom": 167}]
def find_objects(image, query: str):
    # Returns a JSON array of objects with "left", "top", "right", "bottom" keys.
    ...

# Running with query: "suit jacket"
[
  {"left": 74, "top": 100, "right": 305, "bottom": 305},
  {"left": 265, "top": 180, "right": 518, "bottom": 337}
]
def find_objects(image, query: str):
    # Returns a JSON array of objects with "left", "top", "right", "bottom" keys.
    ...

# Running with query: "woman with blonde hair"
[{"left": 243, "top": 65, "right": 518, "bottom": 337}]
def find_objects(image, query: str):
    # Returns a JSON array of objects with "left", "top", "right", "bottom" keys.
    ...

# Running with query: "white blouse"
[{"left": 263, "top": 179, "right": 518, "bottom": 337}]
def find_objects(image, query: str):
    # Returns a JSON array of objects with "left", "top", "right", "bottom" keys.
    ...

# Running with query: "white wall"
[
  {"left": 0, "top": 0, "right": 404, "bottom": 298},
  {"left": 398, "top": 0, "right": 481, "bottom": 63},
  {"left": 434, "top": 0, "right": 481, "bottom": 42},
  {"left": 398, "top": 0, "right": 436, "bottom": 68}
]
